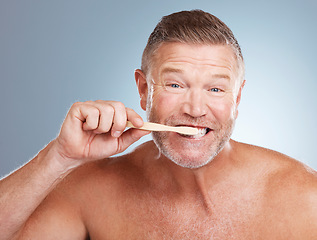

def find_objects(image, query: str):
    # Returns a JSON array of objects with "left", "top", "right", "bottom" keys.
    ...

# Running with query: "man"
[{"left": 1, "top": 10, "right": 316, "bottom": 240}]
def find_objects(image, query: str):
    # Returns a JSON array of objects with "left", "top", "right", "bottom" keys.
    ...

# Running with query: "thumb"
[{"left": 116, "top": 129, "right": 151, "bottom": 153}]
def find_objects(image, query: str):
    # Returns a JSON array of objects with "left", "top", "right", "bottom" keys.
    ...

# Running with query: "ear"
[
  {"left": 135, "top": 69, "right": 148, "bottom": 111},
  {"left": 235, "top": 79, "right": 246, "bottom": 119}
]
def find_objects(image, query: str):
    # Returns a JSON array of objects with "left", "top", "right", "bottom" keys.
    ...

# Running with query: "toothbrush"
[{"left": 126, "top": 121, "right": 198, "bottom": 135}]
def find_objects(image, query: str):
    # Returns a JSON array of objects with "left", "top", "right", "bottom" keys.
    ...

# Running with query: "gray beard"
[{"left": 148, "top": 112, "right": 236, "bottom": 169}]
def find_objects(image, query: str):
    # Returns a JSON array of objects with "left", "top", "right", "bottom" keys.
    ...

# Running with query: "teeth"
[
  {"left": 182, "top": 128, "right": 208, "bottom": 139},
  {"left": 193, "top": 128, "right": 207, "bottom": 139}
]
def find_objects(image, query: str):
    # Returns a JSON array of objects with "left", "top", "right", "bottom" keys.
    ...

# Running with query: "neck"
[{"left": 150, "top": 140, "right": 235, "bottom": 201}]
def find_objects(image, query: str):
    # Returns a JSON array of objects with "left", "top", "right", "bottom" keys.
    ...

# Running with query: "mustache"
[{"left": 163, "top": 115, "right": 220, "bottom": 130}]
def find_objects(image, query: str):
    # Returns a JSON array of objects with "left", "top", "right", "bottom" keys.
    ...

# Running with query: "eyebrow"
[
  {"left": 211, "top": 74, "right": 231, "bottom": 81},
  {"left": 160, "top": 67, "right": 184, "bottom": 75}
]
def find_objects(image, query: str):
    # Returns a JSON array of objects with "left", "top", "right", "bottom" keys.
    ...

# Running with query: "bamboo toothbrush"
[{"left": 126, "top": 121, "right": 198, "bottom": 135}]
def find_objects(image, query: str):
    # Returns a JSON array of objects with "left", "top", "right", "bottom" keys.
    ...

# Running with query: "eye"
[
  {"left": 210, "top": 88, "right": 221, "bottom": 92},
  {"left": 171, "top": 83, "right": 180, "bottom": 88},
  {"left": 163, "top": 82, "right": 186, "bottom": 94}
]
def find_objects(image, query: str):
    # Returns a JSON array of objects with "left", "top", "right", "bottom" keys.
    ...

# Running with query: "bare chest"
[
  {"left": 86, "top": 193, "right": 262, "bottom": 240},
  {"left": 119, "top": 209, "right": 257, "bottom": 240}
]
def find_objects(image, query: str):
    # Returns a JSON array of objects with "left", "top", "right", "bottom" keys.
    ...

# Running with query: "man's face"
[{"left": 144, "top": 42, "right": 243, "bottom": 168}]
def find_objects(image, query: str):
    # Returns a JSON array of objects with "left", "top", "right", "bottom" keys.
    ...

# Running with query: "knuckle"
[
  {"left": 72, "top": 101, "right": 82, "bottom": 108},
  {"left": 113, "top": 101, "right": 125, "bottom": 110},
  {"left": 103, "top": 105, "right": 115, "bottom": 115},
  {"left": 69, "top": 102, "right": 82, "bottom": 116}
]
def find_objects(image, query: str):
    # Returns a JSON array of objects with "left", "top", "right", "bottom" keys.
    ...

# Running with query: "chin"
[
  {"left": 153, "top": 135, "right": 224, "bottom": 169},
  {"left": 172, "top": 155, "right": 215, "bottom": 169},
  {"left": 164, "top": 147, "right": 217, "bottom": 169}
]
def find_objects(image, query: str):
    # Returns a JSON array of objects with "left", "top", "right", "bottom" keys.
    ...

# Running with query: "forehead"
[{"left": 151, "top": 42, "right": 237, "bottom": 75}]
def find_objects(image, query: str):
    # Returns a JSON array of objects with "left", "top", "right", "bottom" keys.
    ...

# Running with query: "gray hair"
[{"left": 141, "top": 10, "right": 245, "bottom": 85}]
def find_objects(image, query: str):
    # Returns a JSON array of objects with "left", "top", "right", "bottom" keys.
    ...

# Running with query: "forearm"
[
  {"left": 0, "top": 101, "right": 147, "bottom": 240},
  {"left": 0, "top": 141, "right": 78, "bottom": 240}
]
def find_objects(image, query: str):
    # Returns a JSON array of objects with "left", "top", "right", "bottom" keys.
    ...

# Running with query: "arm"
[
  {"left": 302, "top": 173, "right": 317, "bottom": 239},
  {"left": 0, "top": 100, "right": 149, "bottom": 240},
  {"left": 286, "top": 166, "right": 317, "bottom": 239},
  {"left": 15, "top": 174, "right": 88, "bottom": 240},
  {"left": 0, "top": 142, "right": 76, "bottom": 240}
]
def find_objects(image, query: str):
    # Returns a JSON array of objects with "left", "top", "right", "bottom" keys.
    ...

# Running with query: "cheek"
[
  {"left": 151, "top": 90, "right": 181, "bottom": 115},
  {"left": 208, "top": 97, "right": 236, "bottom": 121}
]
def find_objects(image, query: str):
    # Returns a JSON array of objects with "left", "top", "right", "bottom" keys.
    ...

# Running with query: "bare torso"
[{"left": 23, "top": 140, "right": 317, "bottom": 240}]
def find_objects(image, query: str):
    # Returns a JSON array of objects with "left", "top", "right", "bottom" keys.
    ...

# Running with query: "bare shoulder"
[
  {"left": 233, "top": 141, "right": 317, "bottom": 236},
  {"left": 55, "top": 141, "right": 155, "bottom": 207},
  {"left": 233, "top": 140, "right": 316, "bottom": 178},
  {"left": 58, "top": 151, "right": 145, "bottom": 201},
  {"left": 19, "top": 145, "right": 149, "bottom": 239},
  {"left": 234, "top": 140, "right": 317, "bottom": 192}
]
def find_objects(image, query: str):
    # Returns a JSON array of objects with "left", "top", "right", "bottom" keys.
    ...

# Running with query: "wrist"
[{"left": 37, "top": 140, "right": 81, "bottom": 178}]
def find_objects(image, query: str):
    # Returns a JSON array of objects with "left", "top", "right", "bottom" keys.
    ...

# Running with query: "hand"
[{"left": 52, "top": 100, "right": 149, "bottom": 167}]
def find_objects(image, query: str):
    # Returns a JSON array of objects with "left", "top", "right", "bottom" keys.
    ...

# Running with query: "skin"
[
  {"left": 2, "top": 43, "right": 317, "bottom": 240},
  {"left": 144, "top": 43, "right": 241, "bottom": 168}
]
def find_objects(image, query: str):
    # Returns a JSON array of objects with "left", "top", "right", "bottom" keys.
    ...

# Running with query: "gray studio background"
[{"left": 1, "top": 0, "right": 316, "bottom": 177}]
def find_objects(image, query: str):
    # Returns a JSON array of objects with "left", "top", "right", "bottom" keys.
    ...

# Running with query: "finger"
[
  {"left": 110, "top": 102, "right": 127, "bottom": 137},
  {"left": 78, "top": 104, "right": 100, "bottom": 131},
  {"left": 116, "top": 128, "right": 151, "bottom": 153},
  {"left": 126, "top": 107, "right": 144, "bottom": 128},
  {"left": 92, "top": 101, "right": 115, "bottom": 134}
]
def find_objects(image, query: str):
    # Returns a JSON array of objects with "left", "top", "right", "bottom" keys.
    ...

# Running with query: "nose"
[{"left": 181, "top": 88, "right": 207, "bottom": 118}]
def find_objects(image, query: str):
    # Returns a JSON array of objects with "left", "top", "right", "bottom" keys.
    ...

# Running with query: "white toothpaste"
[{"left": 183, "top": 128, "right": 208, "bottom": 139}]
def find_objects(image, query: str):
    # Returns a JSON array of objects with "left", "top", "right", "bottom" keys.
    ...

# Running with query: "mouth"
[{"left": 178, "top": 126, "right": 212, "bottom": 139}]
